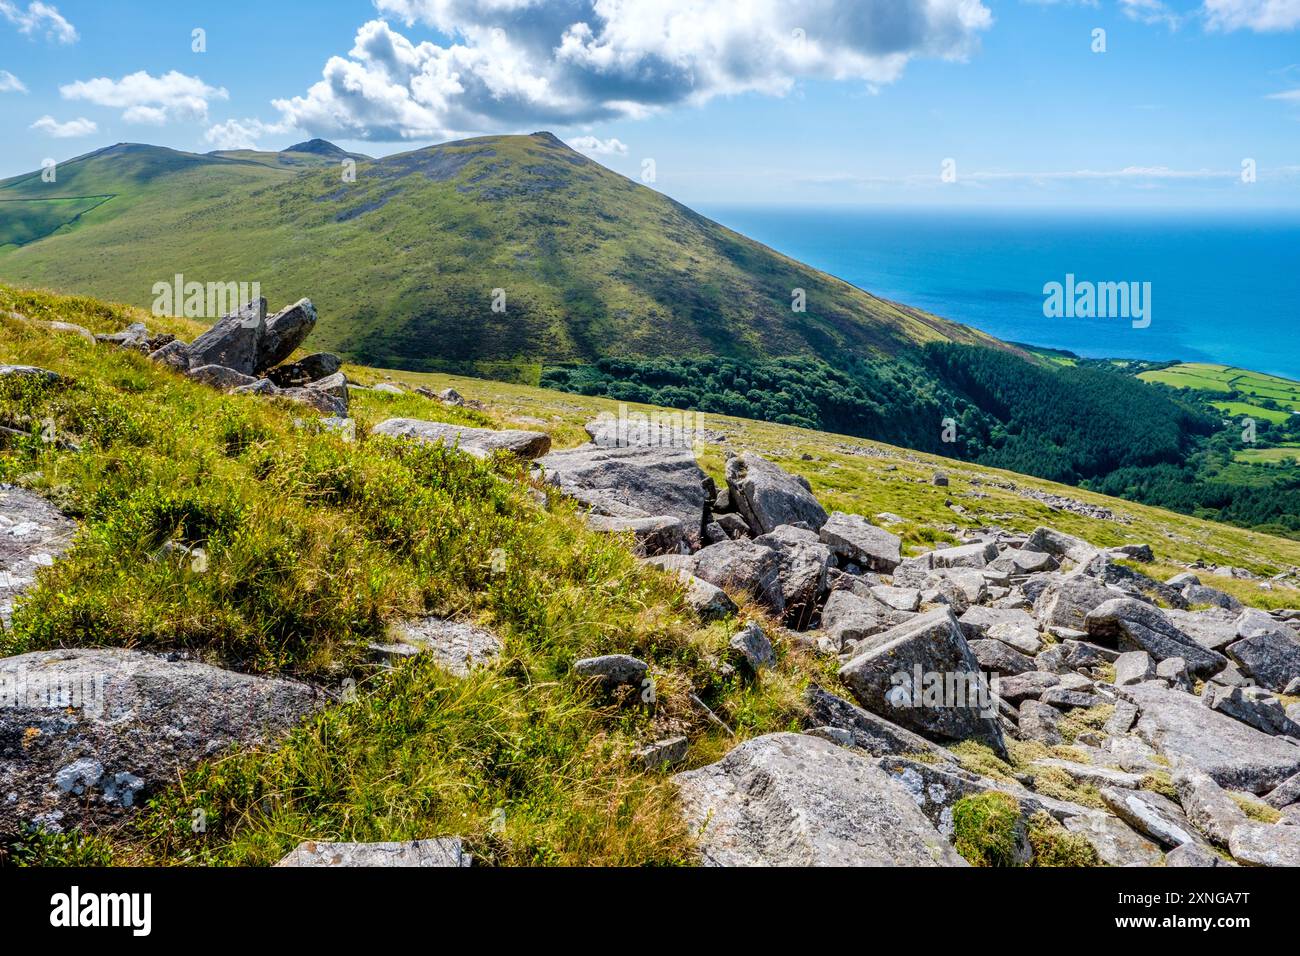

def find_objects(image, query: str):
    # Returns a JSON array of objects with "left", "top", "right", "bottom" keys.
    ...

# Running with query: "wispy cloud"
[
  {"left": 568, "top": 135, "right": 627, "bottom": 156},
  {"left": 1204, "top": 0, "right": 1300, "bottom": 32},
  {"left": 0, "top": 1, "right": 76, "bottom": 43},
  {"left": 0, "top": 69, "right": 26, "bottom": 93},
  {"left": 30, "top": 114, "right": 96, "bottom": 137},
  {"left": 60, "top": 70, "right": 228, "bottom": 124}
]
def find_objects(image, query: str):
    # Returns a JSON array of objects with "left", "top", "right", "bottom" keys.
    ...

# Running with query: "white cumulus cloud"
[
  {"left": 268, "top": 1, "right": 993, "bottom": 141},
  {"left": 0, "top": 69, "right": 26, "bottom": 92},
  {"left": 568, "top": 135, "right": 627, "bottom": 155},
  {"left": 1204, "top": 0, "right": 1300, "bottom": 30},
  {"left": 0, "top": 0, "right": 76, "bottom": 43},
  {"left": 60, "top": 70, "right": 228, "bottom": 124},
  {"left": 30, "top": 114, "right": 96, "bottom": 137},
  {"left": 204, "top": 117, "right": 294, "bottom": 151}
]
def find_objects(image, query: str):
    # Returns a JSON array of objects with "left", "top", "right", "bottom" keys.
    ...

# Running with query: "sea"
[{"left": 698, "top": 206, "right": 1300, "bottom": 381}]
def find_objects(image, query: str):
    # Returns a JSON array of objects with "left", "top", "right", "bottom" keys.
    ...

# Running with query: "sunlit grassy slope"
[
  {"left": 4, "top": 285, "right": 1298, "bottom": 868},
  {"left": 0, "top": 134, "right": 1006, "bottom": 372}
]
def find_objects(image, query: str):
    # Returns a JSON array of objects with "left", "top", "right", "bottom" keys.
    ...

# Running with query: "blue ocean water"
[{"left": 698, "top": 206, "right": 1300, "bottom": 380}]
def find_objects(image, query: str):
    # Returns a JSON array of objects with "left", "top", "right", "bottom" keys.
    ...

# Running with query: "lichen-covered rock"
[
  {"left": 674, "top": 733, "right": 966, "bottom": 866},
  {"left": 1173, "top": 766, "right": 1249, "bottom": 846},
  {"left": 536, "top": 444, "right": 706, "bottom": 526},
  {"left": 804, "top": 685, "right": 953, "bottom": 761},
  {"left": 0, "top": 648, "right": 324, "bottom": 836},
  {"left": 392, "top": 617, "right": 504, "bottom": 677},
  {"left": 1228, "top": 822, "right": 1300, "bottom": 867},
  {"left": 276, "top": 838, "right": 469, "bottom": 867},
  {"left": 572, "top": 654, "right": 648, "bottom": 691},
  {"left": 1225, "top": 609, "right": 1300, "bottom": 693},
  {"left": 0, "top": 486, "right": 77, "bottom": 628},
  {"left": 584, "top": 514, "right": 684, "bottom": 557},
  {"left": 1085, "top": 597, "right": 1228, "bottom": 678},
  {"left": 728, "top": 622, "right": 775, "bottom": 671}
]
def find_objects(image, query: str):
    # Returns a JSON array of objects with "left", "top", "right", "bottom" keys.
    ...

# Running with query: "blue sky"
[{"left": 2, "top": 0, "right": 1298, "bottom": 207}]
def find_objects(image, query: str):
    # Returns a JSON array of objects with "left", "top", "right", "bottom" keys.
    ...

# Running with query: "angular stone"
[
  {"left": 838, "top": 608, "right": 1006, "bottom": 755},
  {"left": 1123, "top": 682, "right": 1300, "bottom": 793},
  {"left": 1166, "top": 843, "right": 1234, "bottom": 867},
  {"left": 0, "top": 648, "right": 323, "bottom": 836},
  {"left": 276, "top": 838, "right": 468, "bottom": 867},
  {"left": 1035, "top": 572, "right": 1119, "bottom": 631},
  {"left": 1100, "top": 786, "right": 1200, "bottom": 848},
  {"left": 818, "top": 511, "right": 901, "bottom": 572},
  {"left": 584, "top": 514, "right": 684, "bottom": 557},
  {"left": 725, "top": 453, "right": 827, "bottom": 537},
  {"left": 1115, "top": 650, "right": 1156, "bottom": 686},
  {"left": 928, "top": 540, "right": 998, "bottom": 569},
  {"left": 1229, "top": 822, "right": 1300, "bottom": 867},
  {"left": 0, "top": 486, "right": 77, "bottom": 628},
  {"left": 1184, "top": 583, "right": 1243, "bottom": 612},
  {"left": 1062, "top": 811, "right": 1164, "bottom": 866},
  {"left": 536, "top": 444, "right": 706, "bottom": 526},
  {"left": 148, "top": 338, "right": 194, "bottom": 371},
  {"left": 572, "top": 654, "right": 648, "bottom": 691},
  {"left": 1033, "top": 760, "right": 1144, "bottom": 790},
  {"left": 636, "top": 736, "right": 690, "bottom": 771},
  {"left": 729, "top": 622, "right": 775, "bottom": 671},
  {"left": 690, "top": 539, "right": 785, "bottom": 615},
  {"left": 804, "top": 685, "right": 953, "bottom": 760},
  {"left": 187, "top": 363, "right": 259, "bottom": 390},
  {"left": 674, "top": 733, "right": 966, "bottom": 866},
  {"left": 997, "top": 671, "right": 1061, "bottom": 704},
  {"left": 820, "top": 589, "right": 905, "bottom": 650},
  {"left": 375, "top": 418, "right": 551, "bottom": 460},
  {"left": 989, "top": 548, "right": 1058, "bottom": 576},
  {"left": 393, "top": 617, "right": 503, "bottom": 677},
  {"left": 676, "top": 571, "right": 737, "bottom": 621},
  {"left": 754, "top": 525, "right": 833, "bottom": 629},
  {"left": 1085, "top": 597, "right": 1227, "bottom": 678},
  {"left": 957, "top": 606, "right": 1042, "bottom": 655},
  {"left": 257, "top": 298, "right": 318, "bottom": 372},
  {"left": 1225, "top": 609, "right": 1300, "bottom": 693},
  {"left": 1039, "top": 687, "right": 1101, "bottom": 709},
  {"left": 0, "top": 364, "right": 64, "bottom": 385},
  {"left": 1165, "top": 608, "right": 1239, "bottom": 651},
  {"left": 715, "top": 512, "right": 750, "bottom": 539},
  {"left": 188, "top": 298, "right": 266, "bottom": 375},
  {"left": 266, "top": 352, "right": 341, "bottom": 387},
  {"left": 1265, "top": 771, "right": 1300, "bottom": 810},
  {"left": 1019, "top": 700, "right": 1063, "bottom": 745},
  {"left": 871, "top": 585, "right": 921, "bottom": 612},
  {"left": 1203, "top": 684, "right": 1300, "bottom": 737},
  {"left": 1023, "top": 526, "right": 1101, "bottom": 565},
  {"left": 969, "top": 639, "right": 1035, "bottom": 676},
  {"left": 1173, "top": 766, "right": 1249, "bottom": 846}
]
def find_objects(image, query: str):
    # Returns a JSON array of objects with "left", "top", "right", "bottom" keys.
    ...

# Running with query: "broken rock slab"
[
  {"left": 1122, "top": 681, "right": 1300, "bottom": 794},
  {"left": 584, "top": 514, "right": 685, "bottom": 557},
  {"left": 187, "top": 298, "right": 266, "bottom": 375},
  {"left": 276, "top": 838, "right": 469, "bottom": 867},
  {"left": 1225, "top": 609, "right": 1300, "bottom": 694},
  {"left": 0, "top": 648, "right": 324, "bottom": 837},
  {"left": 818, "top": 511, "right": 901, "bottom": 572},
  {"left": 535, "top": 443, "right": 707, "bottom": 527},
  {"left": 1085, "top": 597, "right": 1228, "bottom": 678},
  {"left": 804, "top": 685, "right": 954, "bottom": 762},
  {"left": 257, "top": 298, "right": 318, "bottom": 373},
  {"left": 674, "top": 733, "right": 966, "bottom": 866},
  {"left": 374, "top": 418, "right": 550, "bottom": 460}
]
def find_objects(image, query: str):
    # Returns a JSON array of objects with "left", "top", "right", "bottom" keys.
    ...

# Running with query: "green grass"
[
  {"left": 1233, "top": 443, "right": 1300, "bottom": 465},
  {"left": 6, "top": 285, "right": 1300, "bottom": 866},
  {"left": 1140, "top": 363, "right": 1300, "bottom": 420},
  {"left": 1209, "top": 401, "right": 1293, "bottom": 425}
]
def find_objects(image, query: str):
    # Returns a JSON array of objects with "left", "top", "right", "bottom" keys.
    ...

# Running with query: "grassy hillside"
[
  {"left": 5, "top": 286, "right": 1300, "bottom": 867},
  {"left": 0, "top": 133, "right": 1002, "bottom": 370}
]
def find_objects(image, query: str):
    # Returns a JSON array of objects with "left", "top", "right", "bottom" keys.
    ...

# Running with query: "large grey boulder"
[
  {"left": 572, "top": 654, "right": 648, "bottom": 692},
  {"left": 374, "top": 418, "right": 550, "bottom": 460},
  {"left": 673, "top": 733, "right": 966, "bottom": 866},
  {"left": 1061, "top": 811, "right": 1164, "bottom": 867},
  {"left": 0, "top": 486, "right": 77, "bottom": 628},
  {"left": 819, "top": 589, "right": 910, "bottom": 650},
  {"left": 1225, "top": 609, "right": 1300, "bottom": 693},
  {"left": 584, "top": 514, "right": 684, "bottom": 557},
  {"left": 928, "top": 541, "right": 998, "bottom": 569},
  {"left": 804, "top": 685, "right": 953, "bottom": 761},
  {"left": 753, "top": 525, "right": 832, "bottom": 629},
  {"left": 1228, "top": 822, "right": 1300, "bottom": 867},
  {"left": 188, "top": 298, "right": 266, "bottom": 375},
  {"left": 1085, "top": 598, "right": 1228, "bottom": 678},
  {"left": 1122, "top": 682, "right": 1300, "bottom": 793},
  {"left": 1202, "top": 684, "right": 1300, "bottom": 737},
  {"left": 186, "top": 364, "right": 259, "bottom": 391},
  {"left": 1100, "top": 787, "right": 1201, "bottom": 849},
  {"left": 1034, "top": 572, "right": 1119, "bottom": 631},
  {"left": 956, "top": 606, "right": 1042, "bottom": 654},
  {"left": 838, "top": 609, "right": 1007, "bottom": 756},
  {"left": 1023, "top": 526, "right": 1100, "bottom": 565},
  {"left": 257, "top": 298, "right": 318, "bottom": 372},
  {"left": 689, "top": 539, "right": 785, "bottom": 615},
  {"left": 1164, "top": 607, "right": 1239, "bottom": 651},
  {"left": 0, "top": 648, "right": 324, "bottom": 836},
  {"left": 536, "top": 444, "right": 706, "bottom": 527},
  {"left": 277, "top": 838, "right": 469, "bottom": 867},
  {"left": 724, "top": 453, "right": 827, "bottom": 536},
  {"left": 818, "top": 512, "right": 901, "bottom": 572}
]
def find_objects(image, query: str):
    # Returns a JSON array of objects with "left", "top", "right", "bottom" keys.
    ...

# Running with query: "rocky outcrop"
[
  {"left": 673, "top": 733, "right": 966, "bottom": 866},
  {"left": 0, "top": 648, "right": 324, "bottom": 836},
  {"left": 187, "top": 298, "right": 266, "bottom": 375},
  {"left": 818, "top": 511, "right": 901, "bottom": 572},
  {"left": 536, "top": 444, "right": 707, "bottom": 528},
  {"left": 1085, "top": 598, "right": 1228, "bottom": 678},
  {"left": 257, "top": 299, "right": 318, "bottom": 372}
]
